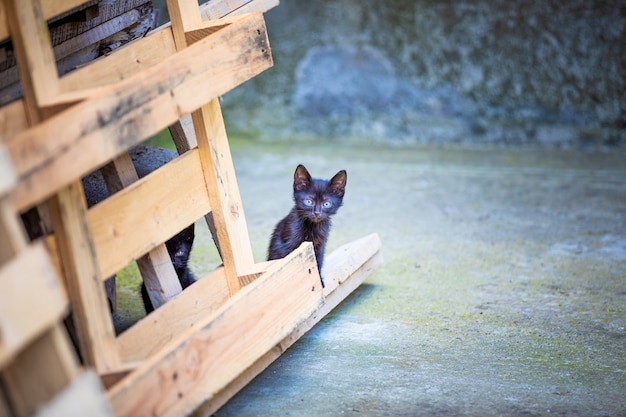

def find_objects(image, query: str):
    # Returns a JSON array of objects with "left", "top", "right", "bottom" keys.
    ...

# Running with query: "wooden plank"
[
  {"left": 193, "top": 100, "right": 255, "bottom": 294},
  {"left": 0, "top": 4, "right": 154, "bottom": 98},
  {"left": 163, "top": 2, "right": 246, "bottom": 290},
  {"left": 0, "top": 0, "right": 278, "bottom": 132},
  {"left": 168, "top": 115, "right": 197, "bottom": 153},
  {"left": 1, "top": 325, "right": 80, "bottom": 417},
  {"left": 100, "top": 152, "right": 181, "bottom": 311},
  {"left": 0, "top": 242, "right": 68, "bottom": 369},
  {"left": 100, "top": 362, "right": 142, "bottom": 390},
  {"left": 0, "top": 147, "right": 15, "bottom": 199},
  {"left": 2, "top": 0, "right": 60, "bottom": 123},
  {"left": 56, "top": 0, "right": 277, "bottom": 96},
  {"left": 193, "top": 234, "right": 383, "bottom": 416},
  {"left": 321, "top": 233, "right": 383, "bottom": 295},
  {"left": 166, "top": 0, "right": 202, "bottom": 50},
  {"left": 0, "top": 147, "right": 20, "bottom": 265},
  {"left": 34, "top": 371, "right": 113, "bottom": 417},
  {"left": 58, "top": 27, "right": 176, "bottom": 95},
  {"left": 201, "top": 0, "right": 278, "bottom": 20},
  {"left": 88, "top": 149, "right": 210, "bottom": 279},
  {"left": 136, "top": 245, "right": 182, "bottom": 310},
  {"left": 48, "top": 182, "right": 120, "bottom": 372},
  {"left": 184, "top": 17, "right": 240, "bottom": 46},
  {"left": 47, "top": 0, "right": 151, "bottom": 47},
  {"left": 212, "top": 0, "right": 279, "bottom": 18},
  {"left": 108, "top": 242, "right": 323, "bottom": 417},
  {"left": 118, "top": 265, "right": 230, "bottom": 362},
  {"left": 0, "top": 199, "right": 25, "bottom": 266},
  {"left": 281, "top": 235, "right": 383, "bottom": 348},
  {"left": 54, "top": 8, "right": 145, "bottom": 61},
  {"left": 8, "top": 12, "right": 272, "bottom": 211},
  {"left": 0, "top": 0, "right": 89, "bottom": 42},
  {"left": 0, "top": 101, "right": 28, "bottom": 144}
]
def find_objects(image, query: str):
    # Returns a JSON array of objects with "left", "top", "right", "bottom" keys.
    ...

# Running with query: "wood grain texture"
[
  {"left": 0, "top": 242, "right": 68, "bottom": 369},
  {"left": 33, "top": 370, "right": 114, "bottom": 417},
  {"left": 8, "top": 12, "right": 272, "bottom": 211},
  {"left": 0, "top": 101, "right": 28, "bottom": 144},
  {"left": 48, "top": 182, "right": 120, "bottom": 372},
  {"left": 108, "top": 242, "right": 322, "bottom": 417},
  {"left": 88, "top": 149, "right": 209, "bottom": 279},
  {"left": 1, "top": 325, "right": 80, "bottom": 417},
  {"left": 118, "top": 265, "right": 230, "bottom": 362},
  {"left": 0, "top": 0, "right": 278, "bottom": 140},
  {"left": 100, "top": 152, "right": 181, "bottom": 309},
  {"left": 192, "top": 234, "right": 383, "bottom": 416},
  {"left": 193, "top": 100, "right": 255, "bottom": 294},
  {"left": 0, "top": 0, "right": 89, "bottom": 42},
  {"left": 2, "top": 0, "right": 60, "bottom": 123}
]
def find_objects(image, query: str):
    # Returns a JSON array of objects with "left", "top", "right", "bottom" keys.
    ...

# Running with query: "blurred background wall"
[{"left": 162, "top": 0, "right": 626, "bottom": 148}]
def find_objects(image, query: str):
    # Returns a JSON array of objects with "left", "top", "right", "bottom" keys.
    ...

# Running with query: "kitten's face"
[
  {"left": 165, "top": 224, "right": 194, "bottom": 272},
  {"left": 293, "top": 165, "right": 347, "bottom": 223}
]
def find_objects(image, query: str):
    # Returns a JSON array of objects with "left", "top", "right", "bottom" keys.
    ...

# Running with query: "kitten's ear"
[
  {"left": 329, "top": 170, "right": 347, "bottom": 197},
  {"left": 294, "top": 165, "right": 312, "bottom": 192}
]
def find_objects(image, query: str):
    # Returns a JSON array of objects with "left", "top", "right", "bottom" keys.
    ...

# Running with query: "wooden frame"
[{"left": 0, "top": 0, "right": 382, "bottom": 415}]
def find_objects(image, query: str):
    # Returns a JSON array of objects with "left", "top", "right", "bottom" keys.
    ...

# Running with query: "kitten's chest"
[{"left": 300, "top": 221, "right": 329, "bottom": 246}]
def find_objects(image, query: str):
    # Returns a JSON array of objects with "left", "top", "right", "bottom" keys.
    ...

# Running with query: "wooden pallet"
[{"left": 0, "top": 0, "right": 382, "bottom": 415}]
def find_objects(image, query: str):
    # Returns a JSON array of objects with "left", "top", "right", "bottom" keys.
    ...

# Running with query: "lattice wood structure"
[{"left": 0, "top": 0, "right": 382, "bottom": 416}]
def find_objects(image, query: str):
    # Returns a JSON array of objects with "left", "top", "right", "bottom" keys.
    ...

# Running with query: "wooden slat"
[
  {"left": 165, "top": 1, "right": 251, "bottom": 294},
  {"left": 58, "top": 26, "right": 176, "bottom": 96},
  {"left": 193, "top": 234, "right": 383, "bottom": 416},
  {"left": 0, "top": 242, "right": 68, "bottom": 369},
  {"left": 34, "top": 371, "right": 114, "bottom": 417},
  {"left": 135, "top": 245, "right": 182, "bottom": 310},
  {"left": 88, "top": 149, "right": 209, "bottom": 279},
  {"left": 0, "top": 0, "right": 278, "bottom": 141},
  {"left": 168, "top": 115, "right": 197, "bottom": 153},
  {"left": 118, "top": 265, "right": 230, "bottom": 362},
  {"left": 0, "top": 0, "right": 89, "bottom": 42},
  {"left": 193, "top": 100, "right": 255, "bottom": 294},
  {"left": 0, "top": 199, "right": 24, "bottom": 267},
  {"left": 201, "top": 0, "right": 277, "bottom": 20},
  {"left": 53, "top": 8, "right": 145, "bottom": 61},
  {"left": 2, "top": 0, "right": 60, "bottom": 123},
  {"left": 100, "top": 153, "right": 181, "bottom": 311},
  {"left": 321, "top": 233, "right": 383, "bottom": 295},
  {"left": 7, "top": 12, "right": 272, "bottom": 211},
  {"left": 166, "top": 0, "right": 203, "bottom": 49},
  {"left": 108, "top": 242, "right": 323, "bottom": 417},
  {"left": 58, "top": 0, "right": 277, "bottom": 96},
  {"left": 0, "top": 147, "right": 14, "bottom": 199},
  {"left": 48, "top": 182, "right": 120, "bottom": 372},
  {"left": 1, "top": 325, "right": 80, "bottom": 417},
  {"left": 0, "top": 101, "right": 28, "bottom": 144}
]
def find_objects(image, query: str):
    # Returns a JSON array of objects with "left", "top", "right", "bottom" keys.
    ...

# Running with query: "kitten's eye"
[
  {"left": 304, "top": 199, "right": 314, "bottom": 206},
  {"left": 322, "top": 201, "right": 332, "bottom": 208}
]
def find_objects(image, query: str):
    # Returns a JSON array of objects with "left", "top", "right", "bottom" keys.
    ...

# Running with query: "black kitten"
[
  {"left": 141, "top": 223, "right": 196, "bottom": 313},
  {"left": 268, "top": 165, "right": 347, "bottom": 286}
]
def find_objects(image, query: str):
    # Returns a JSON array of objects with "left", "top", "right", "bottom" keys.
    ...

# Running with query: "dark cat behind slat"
[
  {"left": 267, "top": 165, "right": 347, "bottom": 286},
  {"left": 82, "top": 145, "right": 196, "bottom": 314},
  {"left": 140, "top": 223, "right": 195, "bottom": 314}
]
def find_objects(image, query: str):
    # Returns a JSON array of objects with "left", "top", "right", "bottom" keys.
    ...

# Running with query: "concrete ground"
[{"left": 206, "top": 140, "right": 626, "bottom": 417}]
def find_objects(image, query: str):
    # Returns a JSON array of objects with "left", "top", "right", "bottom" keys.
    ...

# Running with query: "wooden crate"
[{"left": 0, "top": 0, "right": 382, "bottom": 415}]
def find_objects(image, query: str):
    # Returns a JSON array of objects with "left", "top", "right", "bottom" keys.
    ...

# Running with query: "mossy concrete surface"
[{"left": 210, "top": 140, "right": 626, "bottom": 417}]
